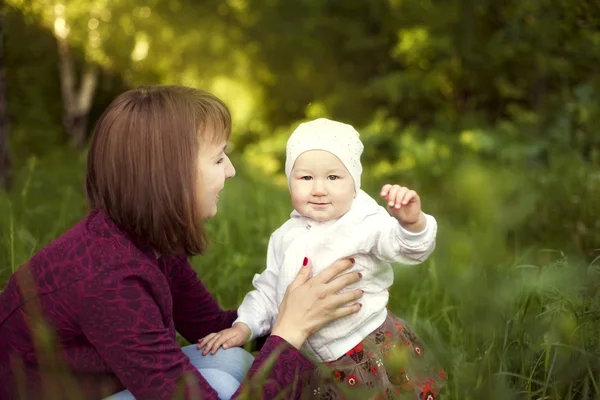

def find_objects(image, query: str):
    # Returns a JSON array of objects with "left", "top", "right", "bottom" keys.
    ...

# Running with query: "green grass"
[{"left": 1, "top": 149, "right": 599, "bottom": 399}]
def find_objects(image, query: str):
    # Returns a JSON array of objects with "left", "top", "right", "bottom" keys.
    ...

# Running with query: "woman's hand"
[{"left": 271, "top": 257, "right": 363, "bottom": 349}]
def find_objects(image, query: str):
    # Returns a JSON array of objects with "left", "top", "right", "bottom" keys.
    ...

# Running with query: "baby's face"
[{"left": 289, "top": 150, "right": 355, "bottom": 222}]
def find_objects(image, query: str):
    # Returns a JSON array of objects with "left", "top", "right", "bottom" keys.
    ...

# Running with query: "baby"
[{"left": 198, "top": 118, "right": 445, "bottom": 399}]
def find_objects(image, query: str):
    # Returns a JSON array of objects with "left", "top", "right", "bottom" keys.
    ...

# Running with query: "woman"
[{"left": 0, "top": 85, "right": 363, "bottom": 400}]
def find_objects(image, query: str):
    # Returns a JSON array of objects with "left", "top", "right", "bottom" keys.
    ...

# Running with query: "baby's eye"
[
  {"left": 328, "top": 175, "right": 339, "bottom": 180},
  {"left": 301, "top": 176, "right": 313, "bottom": 181}
]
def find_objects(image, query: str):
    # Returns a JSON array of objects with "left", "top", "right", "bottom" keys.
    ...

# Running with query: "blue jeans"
[{"left": 104, "top": 345, "right": 254, "bottom": 400}]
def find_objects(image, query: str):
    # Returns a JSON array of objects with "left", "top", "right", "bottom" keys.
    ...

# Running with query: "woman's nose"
[{"left": 225, "top": 157, "right": 236, "bottom": 178}]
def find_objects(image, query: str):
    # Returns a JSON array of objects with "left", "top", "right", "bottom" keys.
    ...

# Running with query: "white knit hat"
[{"left": 285, "top": 118, "right": 364, "bottom": 191}]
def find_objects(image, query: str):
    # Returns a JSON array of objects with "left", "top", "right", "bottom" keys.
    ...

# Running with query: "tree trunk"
[
  {"left": 54, "top": 5, "right": 98, "bottom": 150},
  {"left": 0, "top": 0, "right": 11, "bottom": 190}
]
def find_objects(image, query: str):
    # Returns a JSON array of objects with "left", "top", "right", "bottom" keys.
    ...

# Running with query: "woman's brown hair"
[{"left": 86, "top": 85, "right": 231, "bottom": 256}]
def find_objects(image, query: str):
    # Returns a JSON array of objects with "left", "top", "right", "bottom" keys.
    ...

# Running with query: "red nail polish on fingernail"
[
  {"left": 349, "top": 258, "right": 355, "bottom": 264},
  {"left": 303, "top": 257, "right": 308, "bottom": 266},
  {"left": 358, "top": 272, "right": 363, "bottom": 278}
]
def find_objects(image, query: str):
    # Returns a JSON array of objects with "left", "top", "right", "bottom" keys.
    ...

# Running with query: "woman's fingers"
[
  {"left": 332, "top": 302, "right": 363, "bottom": 319},
  {"left": 286, "top": 257, "right": 313, "bottom": 292},
  {"left": 325, "top": 270, "right": 362, "bottom": 294},
  {"left": 329, "top": 288, "right": 364, "bottom": 308},
  {"left": 271, "top": 257, "right": 364, "bottom": 349},
  {"left": 312, "top": 258, "right": 355, "bottom": 284}
]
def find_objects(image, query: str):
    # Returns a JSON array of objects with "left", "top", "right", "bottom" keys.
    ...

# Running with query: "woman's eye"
[
  {"left": 328, "top": 175, "right": 339, "bottom": 180},
  {"left": 216, "top": 158, "right": 224, "bottom": 165}
]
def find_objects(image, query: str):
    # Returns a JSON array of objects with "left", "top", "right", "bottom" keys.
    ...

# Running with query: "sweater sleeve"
[
  {"left": 233, "top": 233, "right": 281, "bottom": 340},
  {"left": 363, "top": 211, "right": 438, "bottom": 265},
  {"left": 168, "top": 256, "right": 237, "bottom": 344},
  {"left": 78, "top": 268, "right": 314, "bottom": 400},
  {"left": 234, "top": 336, "right": 315, "bottom": 399},
  {"left": 78, "top": 271, "right": 221, "bottom": 400}
]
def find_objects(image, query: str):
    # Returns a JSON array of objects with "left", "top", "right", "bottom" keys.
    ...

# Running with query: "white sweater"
[{"left": 234, "top": 189, "right": 437, "bottom": 362}]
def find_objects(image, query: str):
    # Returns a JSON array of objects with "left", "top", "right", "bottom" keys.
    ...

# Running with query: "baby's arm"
[
  {"left": 233, "top": 233, "right": 282, "bottom": 339},
  {"left": 364, "top": 184, "right": 438, "bottom": 265},
  {"left": 367, "top": 211, "right": 437, "bottom": 265},
  {"left": 197, "top": 234, "right": 282, "bottom": 354}
]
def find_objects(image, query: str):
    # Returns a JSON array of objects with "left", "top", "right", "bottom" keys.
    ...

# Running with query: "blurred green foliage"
[{"left": 4, "top": 0, "right": 598, "bottom": 258}]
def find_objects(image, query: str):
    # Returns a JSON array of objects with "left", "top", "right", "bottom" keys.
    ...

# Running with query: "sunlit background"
[{"left": 1, "top": 1, "right": 599, "bottom": 399}]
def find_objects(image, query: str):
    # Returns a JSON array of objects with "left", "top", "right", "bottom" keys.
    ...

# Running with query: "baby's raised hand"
[
  {"left": 197, "top": 322, "right": 251, "bottom": 355},
  {"left": 380, "top": 184, "right": 424, "bottom": 230}
]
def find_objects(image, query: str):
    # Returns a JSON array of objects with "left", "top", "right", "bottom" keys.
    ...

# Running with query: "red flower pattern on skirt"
[{"left": 302, "top": 311, "right": 446, "bottom": 400}]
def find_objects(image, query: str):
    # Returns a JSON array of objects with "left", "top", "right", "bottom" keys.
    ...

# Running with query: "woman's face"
[{"left": 196, "top": 137, "right": 236, "bottom": 219}]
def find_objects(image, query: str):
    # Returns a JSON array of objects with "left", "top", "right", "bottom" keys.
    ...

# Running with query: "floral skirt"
[{"left": 303, "top": 310, "right": 446, "bottom": 400}]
